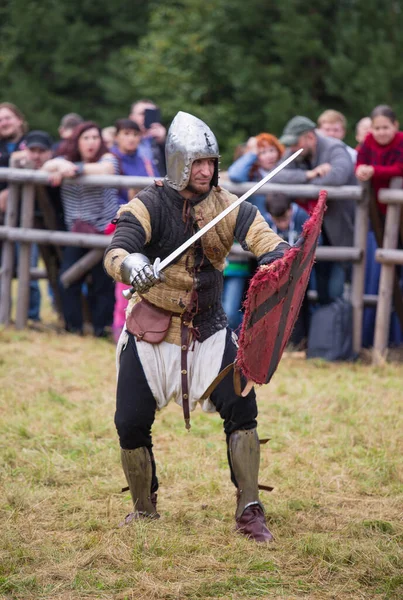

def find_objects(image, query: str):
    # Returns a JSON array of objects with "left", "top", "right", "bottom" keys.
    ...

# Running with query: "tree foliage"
[
  {"left": 0, "top": 0, "right": 150, "bottom": 132},
  {"left": 1, "top": 0, "right": 403, "bottom": 162},
  {"left": 123, "top": 0, "right": 403, "bottom": 162}
]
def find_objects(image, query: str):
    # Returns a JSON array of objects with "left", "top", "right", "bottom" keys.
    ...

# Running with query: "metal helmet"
[{"left": 165, "top": 111, "right": 220, "bottom": 191}]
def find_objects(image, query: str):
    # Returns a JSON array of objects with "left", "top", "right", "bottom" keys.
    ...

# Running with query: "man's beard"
[
  {"left": 296, "top": 147, "right": 313, "bottom": 162},
  {"left": 2, "top": 129, "right": 20, "bottom": 142},
  {"left": 186, "top": 180, "right": 212, "bottom": 195}
]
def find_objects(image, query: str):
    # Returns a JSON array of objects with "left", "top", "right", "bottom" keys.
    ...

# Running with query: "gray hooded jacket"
[{"left": 269, "top": 133, "right": 357, "bottom": 247}]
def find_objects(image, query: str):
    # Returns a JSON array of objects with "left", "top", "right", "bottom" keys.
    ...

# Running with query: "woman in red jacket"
[
  {"left": 355, "top": 104, "right": 403, "bottom": 347},
  {"left": 356, "top": 105, "right": 403, "bottom": 213}
]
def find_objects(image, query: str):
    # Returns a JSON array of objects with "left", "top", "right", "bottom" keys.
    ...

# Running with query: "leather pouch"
[{"left": 126, "top": 300, "right": 172, "bottom": 343}]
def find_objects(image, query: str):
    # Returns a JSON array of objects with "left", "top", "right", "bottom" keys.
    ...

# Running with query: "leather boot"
[
  {"left": 120, "top": 447, "right": 160, "bottom": 524},
  {"left": 229, "top": 429, "right": 274, "bottom": 543}
]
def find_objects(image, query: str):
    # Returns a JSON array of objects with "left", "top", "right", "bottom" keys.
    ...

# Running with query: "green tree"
[
  {"left": 324, "top": 0, "right": 403, "bottom": 137},
  {"left": 123, "top": 0, "right": 341, "bottom": 163},
  {"left": 0, "top": 0, "right": 151, "bottom": 134},
  {"left": 124, "top": 0, "right": 403, "bottom": 162},
  {"left": 1, "top": 0, "right": 403, "bottom": 158}
]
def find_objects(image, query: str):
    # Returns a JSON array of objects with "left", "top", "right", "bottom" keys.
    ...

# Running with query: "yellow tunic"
[{"left": 104, "top": 186, "right": 284, "bottom": 345}]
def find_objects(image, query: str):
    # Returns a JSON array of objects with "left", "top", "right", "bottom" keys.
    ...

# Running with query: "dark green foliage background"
[{"left": 1, "top": 0, "right": 402, "bottom": 164}]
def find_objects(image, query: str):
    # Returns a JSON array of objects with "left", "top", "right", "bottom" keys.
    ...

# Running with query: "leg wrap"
[
  {"left": 229, "top": 428, "right": 262, "bottom": 519},
  {"left": 121, "top": 447, "right": 157, "bottom": 517}
]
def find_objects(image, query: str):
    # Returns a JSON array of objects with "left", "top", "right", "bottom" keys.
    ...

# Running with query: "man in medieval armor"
[{"left": 104, "top": 111, "right": 290, "bottom": 543}]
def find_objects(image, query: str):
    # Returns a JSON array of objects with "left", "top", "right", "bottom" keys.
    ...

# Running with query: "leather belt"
[{"left": 180, "top": 313, "right": 192, "bottom": 430}]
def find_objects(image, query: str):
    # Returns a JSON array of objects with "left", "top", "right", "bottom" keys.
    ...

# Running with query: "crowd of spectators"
[
  {"left": 224, "top": 107, "right": 403, "bottom": 352},
  {"left": 0, "top": 100, "right": 165, "bottom": 339},
  {"left": 0, "top": 100, "right": 402, "bottom": 354}
]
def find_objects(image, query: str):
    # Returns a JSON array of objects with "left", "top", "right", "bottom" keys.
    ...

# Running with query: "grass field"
[{"left": 1, "top": 314, "right": 402, "bottom": 599}]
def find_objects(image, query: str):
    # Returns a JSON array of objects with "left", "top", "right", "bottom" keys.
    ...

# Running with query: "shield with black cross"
[{"left": 236, "top": 190, "right": 327, "bottom": 385}]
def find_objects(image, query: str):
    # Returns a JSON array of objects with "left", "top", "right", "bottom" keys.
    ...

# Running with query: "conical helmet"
[{"left": 165, "top": 111, "right": 220, "bottom": 191}]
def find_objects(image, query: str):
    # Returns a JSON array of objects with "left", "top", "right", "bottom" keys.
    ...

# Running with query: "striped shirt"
[{"left": 61, "top": 154, "right": 120, "bottom": 232}]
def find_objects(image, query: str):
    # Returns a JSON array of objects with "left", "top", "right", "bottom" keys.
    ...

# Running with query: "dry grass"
[{"left": 1, "top": 297, "right": 402, "bottom": 599}]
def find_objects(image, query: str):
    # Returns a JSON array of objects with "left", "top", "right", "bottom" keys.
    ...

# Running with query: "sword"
[{"left": 122, "top": 148, "right": 303, "bottom": 300}]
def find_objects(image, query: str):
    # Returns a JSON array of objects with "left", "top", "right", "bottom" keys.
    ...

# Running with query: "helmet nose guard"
[{"left": 165, "top": 111, "right": 220, "bottom": 191}]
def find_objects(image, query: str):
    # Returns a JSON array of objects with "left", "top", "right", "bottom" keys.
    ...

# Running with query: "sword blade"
[
  {"left": 122, "top": 148, "right": 303, "bottom": 299},
  {"left": 158, "top": 148, "right": 303, "bottom": 271}
]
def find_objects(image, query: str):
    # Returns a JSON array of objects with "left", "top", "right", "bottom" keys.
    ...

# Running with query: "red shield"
[{"left": 236, "top": 191, "right": 327, "bottom": 385}]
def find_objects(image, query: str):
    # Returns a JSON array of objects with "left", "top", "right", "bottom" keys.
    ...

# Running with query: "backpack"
[{"left": 307, "top": 298, "right": 355, "bottom": 361}]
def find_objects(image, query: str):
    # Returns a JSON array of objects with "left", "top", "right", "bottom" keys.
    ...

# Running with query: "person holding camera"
[{"left": 129, "top": 99, "right": 166, "bottom": 176}]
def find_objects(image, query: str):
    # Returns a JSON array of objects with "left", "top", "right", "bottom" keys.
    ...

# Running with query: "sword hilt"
[{"left": 121, "top": 257, "right": 162, "bottom": 300}]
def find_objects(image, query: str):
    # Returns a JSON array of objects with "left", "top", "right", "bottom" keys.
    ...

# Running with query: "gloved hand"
[
  {"left": 120, "top": 254, "right": 162, "bottom": 294},
  {"left": 258, "top": 241, "right": 291, "bottom": 266}
]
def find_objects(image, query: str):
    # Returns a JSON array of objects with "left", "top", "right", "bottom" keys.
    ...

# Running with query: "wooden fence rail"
[
  {"left": 0, "top": 168, "right": 363, "bottom": 199},
  {"left": 0, "top": 168, "right": 391, "bottom": 358}
]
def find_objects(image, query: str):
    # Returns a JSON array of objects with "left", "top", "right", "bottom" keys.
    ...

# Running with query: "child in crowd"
[
  {"left": 356, "top": 104, "right": 403, "bottom": 346},
  {"left": 111, "top": 118, "right": 156, "bottom": 205},
  {"left": 317, "top": 109, "right": 357, "bottom": 163},
  {"left": 317, "top": 109, "right": 347, "bottom": 140},
  {"left": 108, "top": 118, "right": 160, "bottom": 342}
]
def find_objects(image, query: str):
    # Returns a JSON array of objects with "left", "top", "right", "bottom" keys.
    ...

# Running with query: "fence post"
[
  {"left": 0, "top": 184, "right": 20, "bottom": 325},
  {"left": 15, "top": 183, "right": 35, "bottom": 329},
  {"left": 372, "top": 178, "right": 402, "bottom": 364},
  {"left": 351, "top": 184, "right": 369, "bottom": 355}
]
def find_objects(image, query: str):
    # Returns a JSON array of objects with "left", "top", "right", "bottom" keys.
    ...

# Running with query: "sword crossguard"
[{"left": 153, "top": 257, "right": 162, "bottom": 279}]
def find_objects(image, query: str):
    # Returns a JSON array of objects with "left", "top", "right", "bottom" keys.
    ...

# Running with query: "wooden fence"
[
  {"left": 0, "top": 167, "right": 400, "bottom": 359},
  {"left": 373, "top": 180, "right": 403, "bottom": 364}
]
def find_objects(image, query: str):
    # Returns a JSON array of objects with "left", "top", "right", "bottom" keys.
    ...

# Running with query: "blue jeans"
[
  {"left": 15, "top": 242, "right": 41, "bottom": 320},
  {"left": 315, "top": 261, "right": 345, "bottom": 305},
  {"left": 28, "top": 244, "right": 41, "bottom": 320},
  {"left": 222, "top": 276, "right": 248, "bottom": 331}
]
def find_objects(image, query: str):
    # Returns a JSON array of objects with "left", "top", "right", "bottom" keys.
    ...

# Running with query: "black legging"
[{"left": 115, "top": 328, "right": 258, "bottom": 487}]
